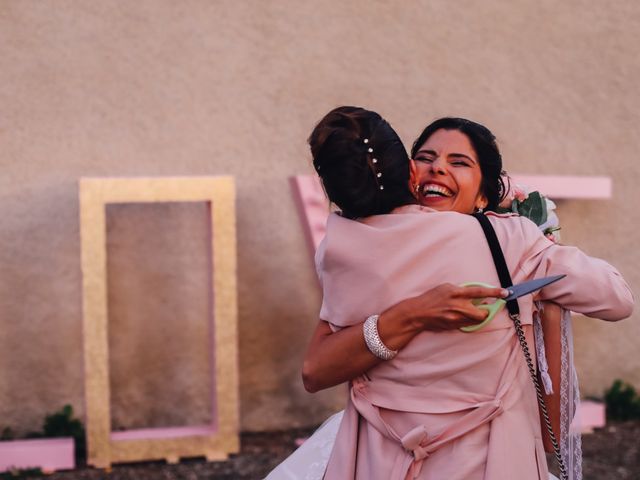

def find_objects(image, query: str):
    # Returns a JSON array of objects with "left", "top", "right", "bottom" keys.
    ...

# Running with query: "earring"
[
  {"left": 414, "top": 184, "right": 420, "bottom": 195},
  {"left": 475, "top": 206, "right": 484, "bottom": 213}
]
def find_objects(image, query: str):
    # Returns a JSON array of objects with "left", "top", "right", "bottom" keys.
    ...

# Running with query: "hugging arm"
[
  {"left": 516, "top": 220, "right": 634, "bottom": 320},
  {"left": 302, "top": 283, "right": 506, "bottom": 393},
  {"left": 537, "top": 302, "right": 563, "bottom": 453}
]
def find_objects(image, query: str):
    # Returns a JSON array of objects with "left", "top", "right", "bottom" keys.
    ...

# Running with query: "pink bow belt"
[{"left": 349, "top": 342, "right": 523, "bottom": 479}]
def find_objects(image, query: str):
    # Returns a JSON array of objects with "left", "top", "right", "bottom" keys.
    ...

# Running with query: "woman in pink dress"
[
  {"left": 410, "top": 118, "right": 575, "bottom": 472},
  {"left": 292, "top": 107, "right": 633, "bottom": 480}
]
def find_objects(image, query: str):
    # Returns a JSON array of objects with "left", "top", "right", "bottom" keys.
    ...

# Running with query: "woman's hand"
[{"left": 392, "top": 283, "right": 509, "bottom": 332}]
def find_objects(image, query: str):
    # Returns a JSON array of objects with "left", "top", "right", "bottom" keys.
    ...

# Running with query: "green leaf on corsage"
[{"left": 513, "top": 191, "right": 548, "bottom": 226}]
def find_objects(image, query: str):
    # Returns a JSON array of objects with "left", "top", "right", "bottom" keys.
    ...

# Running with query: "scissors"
[{"left": 459, "top": 274, "right": 566, "bottom": 332}]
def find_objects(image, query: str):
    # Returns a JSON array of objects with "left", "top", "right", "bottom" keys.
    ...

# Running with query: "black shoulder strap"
[
  {"left": 471, "top": 213, "right": 520, "bottom": 316},
  {"left": 472, "top": 214, "right": 568, "bottom": 479}
]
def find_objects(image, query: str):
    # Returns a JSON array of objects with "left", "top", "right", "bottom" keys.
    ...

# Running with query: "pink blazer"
[{"left": 316, "top": 205, "right": 633, "bottom": 480}]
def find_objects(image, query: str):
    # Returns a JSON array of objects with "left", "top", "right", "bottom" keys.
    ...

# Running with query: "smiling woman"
[
  {"left": 413, "top": 129, "right": 486, "bottom": 212},
  {"left": 411, "top": 117, "right": 507, "bottom": 214}
]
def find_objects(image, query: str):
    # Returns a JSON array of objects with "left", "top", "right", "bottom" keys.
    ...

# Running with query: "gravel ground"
[{"left": 21, "top": 421, "right": 640, "bottom": 480}]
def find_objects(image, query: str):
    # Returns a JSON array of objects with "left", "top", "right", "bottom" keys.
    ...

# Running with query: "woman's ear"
[
  {"left": 409, "top": 159, "right": 420, "bottom": 198},
  {"left": 409, "top": 159, "right": 418, "bottom": 186},
  {"left": 475, "top": 193, "right": 488, "bottom": 211}
]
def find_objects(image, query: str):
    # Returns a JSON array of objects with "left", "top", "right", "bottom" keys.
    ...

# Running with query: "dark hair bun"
[{"left": 309, "top": 106, "right": 414, "bottom": 218}]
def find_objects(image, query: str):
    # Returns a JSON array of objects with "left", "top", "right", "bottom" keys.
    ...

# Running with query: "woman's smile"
[{"left": 421, "top": 182, "right": 454, "bottom": 199}]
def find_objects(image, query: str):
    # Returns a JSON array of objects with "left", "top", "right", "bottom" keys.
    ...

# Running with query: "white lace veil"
[
  {"left": 534, "top": 303, "right": 583, "bottom": 480},
  {"left": 560, "top": 308, "right": 583, "bottom": 480}
]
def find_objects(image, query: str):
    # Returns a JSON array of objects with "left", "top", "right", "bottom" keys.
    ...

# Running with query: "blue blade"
[{"left": 504, "top": 274, "right": 566, "bottom": 301}]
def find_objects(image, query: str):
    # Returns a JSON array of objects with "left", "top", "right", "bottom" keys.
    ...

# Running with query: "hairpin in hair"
[{"left": 363, "top": 138, "right": 384, "bottom": 190}]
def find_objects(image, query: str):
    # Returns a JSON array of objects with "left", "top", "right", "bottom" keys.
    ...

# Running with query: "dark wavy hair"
[
  {"left": 308, "top": 106, "right": 416, "bottom": 219},
  {"left": 410, "top": 117, "right": 507, "bottom": 211}
]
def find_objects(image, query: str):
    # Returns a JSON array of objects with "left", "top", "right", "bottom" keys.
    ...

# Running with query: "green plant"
[
  {"left": 42, "top": 405, "right": 86, "bottom": 463},
  {"left": 604, "top": 379, "right": 640, "bottom": 421},
  {"left": 0, "top": 468, "right": 43, "bottom": 479}
]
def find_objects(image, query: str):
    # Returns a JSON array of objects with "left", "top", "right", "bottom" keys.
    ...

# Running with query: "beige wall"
[{"left": 0, "top": 0, "right": 638, "bottom": 434}]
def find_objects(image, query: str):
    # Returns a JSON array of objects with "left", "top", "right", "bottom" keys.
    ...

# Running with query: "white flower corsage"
[{"left": 499, "top": 177, "right": 561, "bottom": 243}]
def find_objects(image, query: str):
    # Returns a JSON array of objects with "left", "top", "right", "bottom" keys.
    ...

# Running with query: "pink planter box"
[
  {"left": 0, "top": 437, "right": 75, "bottom": 472},
  {"left": 578, "top": 400, "right": 606, "bottom": 434}
]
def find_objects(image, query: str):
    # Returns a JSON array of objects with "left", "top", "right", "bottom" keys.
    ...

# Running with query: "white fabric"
[
  {"left": 533, "top": 303, "right": 582, "bottom": 480},
  {"left": 560, "top": 308, "right": 583, "bottom": 480},
  {"left": 533, "top": 309, "right": 554, "bottom": 395},
  {"left": 265, "top": 411, "right": 343, "bottom": 480}
]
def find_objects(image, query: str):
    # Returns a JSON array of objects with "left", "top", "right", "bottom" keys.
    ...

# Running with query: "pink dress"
[{"left": 317, "top": 205, "right": 633, "bottom": 480}]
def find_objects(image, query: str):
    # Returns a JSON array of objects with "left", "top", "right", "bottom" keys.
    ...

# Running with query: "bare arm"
[
  {"left": 302, "top": 283, "right": 507, "bottom": 393},
  {"left": 538, "top": 302, "right": 562, "bottom": 453}
]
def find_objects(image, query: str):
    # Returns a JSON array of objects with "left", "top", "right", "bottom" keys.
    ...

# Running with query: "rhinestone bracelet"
[{"left": 363, "top": 314, "right": 398, "bottom": 361}]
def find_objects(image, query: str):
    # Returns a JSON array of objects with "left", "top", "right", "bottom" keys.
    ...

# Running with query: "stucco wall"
[{"left": 0, "top": 0, "right": 638, "bottom": 435}]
